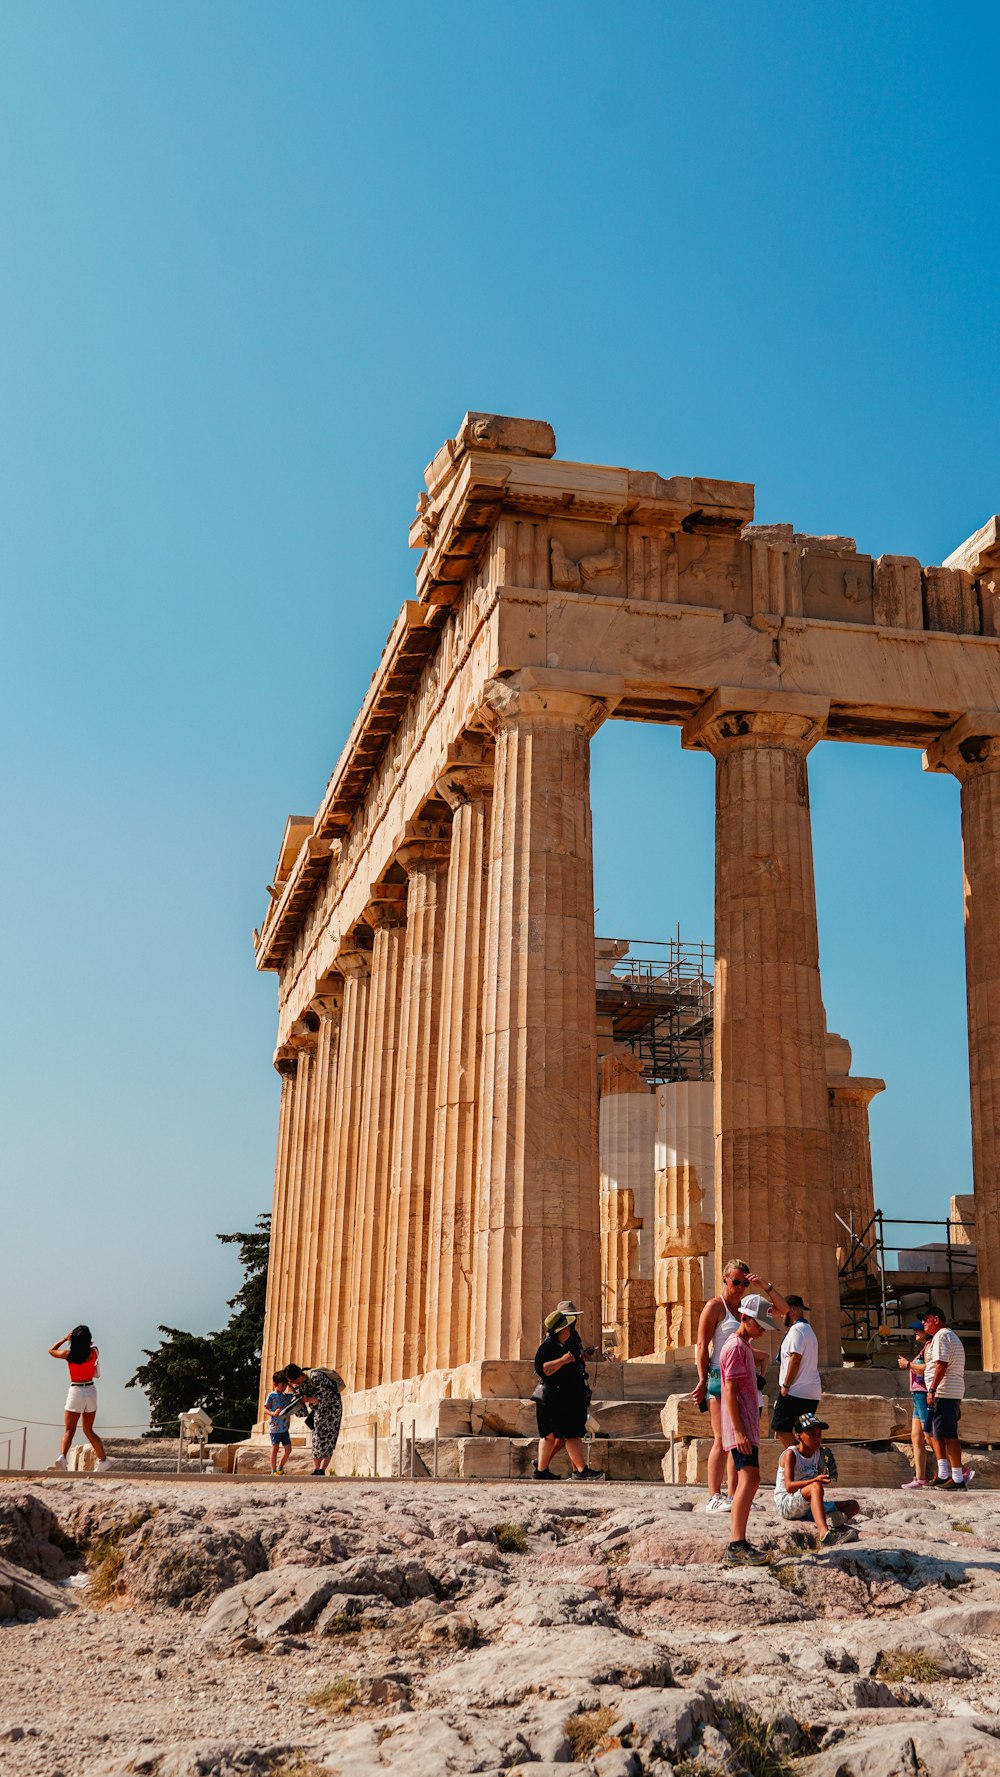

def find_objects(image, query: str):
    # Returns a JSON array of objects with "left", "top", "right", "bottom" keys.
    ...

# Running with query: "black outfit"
[
  {"left": 533, "top": 1334, "right": 590, "bottom": 1439},
  {"left": 771, "top": 1392, "right": 820, "bottom": 1435}
]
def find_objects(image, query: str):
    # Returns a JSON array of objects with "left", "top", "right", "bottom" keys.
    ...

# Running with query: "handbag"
[{"left": 530, "top": 1380, "right": 546, "bottom": 1404}]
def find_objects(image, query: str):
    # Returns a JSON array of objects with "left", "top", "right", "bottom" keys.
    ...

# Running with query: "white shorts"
[
  {"left": 66, "top": 1384, "right": 98, "bottom": 1415},
  {"left": 776, "top": 1491, "right": 814, "bottom": 1520}
]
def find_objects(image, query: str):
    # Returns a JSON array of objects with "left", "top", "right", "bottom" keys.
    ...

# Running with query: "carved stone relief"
[{"left": 548, "top": 519, "right": 625, "bottom": 597}]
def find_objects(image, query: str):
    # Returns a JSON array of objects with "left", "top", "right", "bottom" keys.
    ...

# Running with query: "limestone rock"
[
  {"left": 426, "top": 1625, "right": 671, "bottom": 1706},
  {"left": 0, "top": 1492, "right": 72, "bottom": 1580},
  {"left": 0, "top": 1552, "right": 75, "bottom": 1620},
  {"left": 120, "top": 1515, "right": 267, "bottom": 1610},
  {"left": 800, "top": 1719, "right": 1000, "bottom": 1776},
  {"left": 201, "top": 1565, "right": 342, "bottom": 1641},
  {"left": 609, "top": 1686, "right": 713, "bottom": 1759}
]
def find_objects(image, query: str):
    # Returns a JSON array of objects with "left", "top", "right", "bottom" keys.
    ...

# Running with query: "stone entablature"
[{"left": 255, "top": 412, "right": 1000, "bottom": 1398}]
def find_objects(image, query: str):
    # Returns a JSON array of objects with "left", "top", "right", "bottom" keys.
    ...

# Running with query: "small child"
[
  {"left": 775, "top": 1413, "right": 860, "bottom": 1547},
  {"left": 264, "top": 1369, "right": 295, "bottom": 1474}
]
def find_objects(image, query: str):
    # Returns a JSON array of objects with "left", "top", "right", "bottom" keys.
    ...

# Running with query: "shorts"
[
  {"left": 777, "top": 1489, "right": 848, "bottom": 1521},
  {"left": 928, "top": 1397, "right": 962, "bottom": 1441},
  {"left": 772, "top": 1393, "right": 819, "bottom": 1435},
  {"left": 706, "top": 1369, "right": 722, "bottom": 1401},
  {"left": 269, "top": 1431, "right": 291, "bottom": 1447},
  {"left": 911, "top": 1392, "right": 929, "bottom": 1429},
  {"left": 66, "top": 1384, "right": 98, "bottom": 1415},
  {"left": 732, "top": 1446, "right": 759, "bottom": 1471}
]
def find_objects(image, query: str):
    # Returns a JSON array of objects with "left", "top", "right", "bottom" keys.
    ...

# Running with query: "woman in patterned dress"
[{"left": 284, "top": 1362, "right": 343, "bottom": 1476}]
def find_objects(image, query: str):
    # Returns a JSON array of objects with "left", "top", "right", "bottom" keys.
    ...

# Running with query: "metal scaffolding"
[{"left": 597, "top": 930, "right": 714, "bottom": 1084}]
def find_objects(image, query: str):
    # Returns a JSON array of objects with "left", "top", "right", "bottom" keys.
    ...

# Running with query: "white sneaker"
[
  {"left": 94, "top": 1459, "right": 112, "bottom": 1473},
  {"left": 706, "top": 1492, "right": 731, "bottom": 1513},
  {"left": 51, "top": 1455, "right": 68, "bottom": 1471}
]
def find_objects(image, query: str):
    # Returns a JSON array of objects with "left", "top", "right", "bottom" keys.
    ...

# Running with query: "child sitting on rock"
[
  {"left": 264, "top": 1369, "right": 295, "bottom": 1475},
  {"left": 774, "top": 1413, "right": 860, "bottom": 1547}
]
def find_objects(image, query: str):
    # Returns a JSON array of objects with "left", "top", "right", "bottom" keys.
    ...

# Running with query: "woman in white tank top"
[{"left": 693, "top": 1264, "right": 788, "bottom": 1513}]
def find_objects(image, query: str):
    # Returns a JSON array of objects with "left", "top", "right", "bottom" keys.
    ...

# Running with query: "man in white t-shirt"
[
  {"left": 923, "top": 1305, "right": 967, "bottom": 1491},
  {"left": 772, "top": 1295, "right": 822, "bottom": 1450}
]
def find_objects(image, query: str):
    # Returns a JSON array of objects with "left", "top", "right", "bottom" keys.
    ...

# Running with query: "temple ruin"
[{"left": 252, "top": 413, "right": 1000, "bottom": 1467}]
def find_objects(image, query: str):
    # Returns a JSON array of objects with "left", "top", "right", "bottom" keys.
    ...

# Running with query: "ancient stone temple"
[{"left": 254, "top": 414, "right": 1000, "bottom": 1436}]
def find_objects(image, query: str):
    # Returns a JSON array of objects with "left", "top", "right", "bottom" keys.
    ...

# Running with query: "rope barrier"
[{"left": 0, "top": 1415, "right": 250, "bottom": 1435}]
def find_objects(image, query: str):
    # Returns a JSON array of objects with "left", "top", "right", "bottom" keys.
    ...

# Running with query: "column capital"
[
  {"left": 682, "top": 688, "right": 830, "bottom": 757},
  {"left": 435, "top": 740, "right": 495, "bottom": 810},
  {"left": 923, "top": 714, "right": 1000, "bottom": 783},
  {"left": 363, "top": 883, "right": 409, "bottom": 930},
  {"left": 334, "top": 937, "right": 372, "bottom": 980},
  {"left": 394, "top": 820, "right": 452, "bottom": 875},
  {"left": 310, "top": 973, "right": 343, "bottom": 1024},
  {"left": 827, "top": 1076, "right": 886, "bottom": 1107},
  {"left": 480, "top": 670, "right": 620, "bottom": 739}
]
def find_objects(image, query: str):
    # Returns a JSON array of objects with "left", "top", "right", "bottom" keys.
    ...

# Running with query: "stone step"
[
  {"left": 673, "top": 1437, "right": 915, "bottom": 1489},
  {"left": 662, "top": 1391, "right": 1000, "bottom": 1445}
]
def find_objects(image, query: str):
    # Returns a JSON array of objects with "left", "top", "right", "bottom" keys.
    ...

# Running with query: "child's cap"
[{"left": 794, "top": 1412, "right": 829, "bottom": 1434}]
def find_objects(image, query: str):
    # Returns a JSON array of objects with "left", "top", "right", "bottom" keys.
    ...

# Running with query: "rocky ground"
[{"left": 1, "top": 1477, "right": 1000, "bottom": 1776}]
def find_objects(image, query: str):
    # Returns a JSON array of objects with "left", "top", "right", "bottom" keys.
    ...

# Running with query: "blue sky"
[{"left": 1, "top": 4, "right": 997, "bottom": 1460}]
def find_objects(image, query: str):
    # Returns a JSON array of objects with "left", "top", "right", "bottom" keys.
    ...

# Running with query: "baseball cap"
[
  {"left": 739, "top": 1293, "right": 779, "bottom": 1331},
  {"left": 785, "top": 1294, "right": 810, "bottom": 1310},
  {"left": 794, "top": 1412, "right": 829, "bottom": 1434}
]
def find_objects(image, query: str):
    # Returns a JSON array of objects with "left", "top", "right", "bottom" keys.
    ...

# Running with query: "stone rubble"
[{"left": 2, "top": 1477, "right": 1000, "bottom": 1775}]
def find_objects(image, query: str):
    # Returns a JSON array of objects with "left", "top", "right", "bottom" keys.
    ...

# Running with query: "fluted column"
[
  {"left": 683, "top": 689, "right": 841, "bottom": 1363},
  {"left": 825, "top": 1031, "right": 884, "bottom": 1269},
  {"left": 470, "top": 679, "right": 615, "bottom": 1360},
  {"left": 297, "top": 980, "right": 343, "bottom": 1367},
  {"left": 258, "top": 1055, "right": 298, "bottom": 1416},
  {"left": 319, "top": 944, "right": 370, "bottom": 1385},
  {"left": 925, "top": 717, "right": 1000, "bottom": 1370},
  {"left": 425, "top": 747, "right": 494, "bottom": 1372},
  {"left": 346, "top": 888, "right": 407, "bottom": 1391},
  {"left": 274, "top": 1021, "right": 319, "bottom": 1367},
  {"left": 382, "top": 828, "right": 451, "bottom": 1383}
]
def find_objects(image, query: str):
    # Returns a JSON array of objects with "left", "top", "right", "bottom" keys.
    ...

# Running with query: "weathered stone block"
[
  {"left": 471, "top": 1398, "right": 536, "bottom": 1437},
  {"left": 457, "top": 1437, "right": 512, "bottom": 1479},
  {"left": 589, "top": 1401, "right": 665, "bottom": 1438},
  {"left": 673, "top": 1438, "right": 911, "bottom": 1489}
]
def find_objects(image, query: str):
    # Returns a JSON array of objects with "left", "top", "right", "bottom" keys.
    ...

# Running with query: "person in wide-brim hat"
[{"left": 533, "top": 1305, "right": 597, "bottom": 1483}]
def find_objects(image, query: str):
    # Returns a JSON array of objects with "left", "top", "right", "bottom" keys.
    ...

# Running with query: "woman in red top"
[{"left": 47, "top": 1325, "right": 110, "bottom": 1471}]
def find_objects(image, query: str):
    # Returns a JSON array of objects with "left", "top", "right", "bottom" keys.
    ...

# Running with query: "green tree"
[{"left": 127, "top": 1215, "right": 270, "bottom": 1437}]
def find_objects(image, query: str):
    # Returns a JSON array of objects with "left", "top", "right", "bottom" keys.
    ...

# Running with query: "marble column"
[
  {"left": 381, "top": 828, "right": 451, "bottom": 1383},
  {"left": 825, "top": 1031, "right": 884, "bottom": 1269},
  {"left": 346, "top": 888, "right": 407, "bottom": 1391},
  {"left": 319, "top": 945, "right": 370, "bottom": 1385},
  {"left": 274, "top": 1021, "right": 319, "bottom": 1368},
  {"left": 683, "top": 689, "right": 841, "bottom": 1364},
  {"left": 470, "top": 680, "right": 614, "bottom": 1361},
  {"left": 925, "top": 717, "right": 1000, "bottom": 1370},
  {"left": 297, "top": 980, "right": 343, "bottom": 1368},
  {"left": 654, "top": 1078, "right": 715, "bottom": 1352},
  {"left": 424, "top": 747, "right": 494, "bottom": 1373},
  {"left": 599, "top": 1054, "right": 656, "bottom": 1356},
  {"left": 258, "top": 1054, "right": 298, "bottom": 1416}
]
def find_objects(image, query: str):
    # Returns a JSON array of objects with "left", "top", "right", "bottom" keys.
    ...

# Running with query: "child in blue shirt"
[{"left": 264, "top": 1369, "right": 295, "bottom": 1474}]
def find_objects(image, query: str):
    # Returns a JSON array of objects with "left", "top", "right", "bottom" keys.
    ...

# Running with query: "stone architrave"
[
  {"left": 346, "top": 889, "right": 407, "bottom": 1392},
  {"left": 683, "top": 689, "right": 841, "bottom": 1364},
  {"left": 925, "top": 716, "right": 1000, "bottom": 1371},
  {"left": 470, "top": 678, "right": 617, "bottom": 1360},
  {"left": 258, "top": 1056, "right": 298, "bottom": 1413},
  {"left": 424, "top": 747, "right": 494, "bottom": 1373},
  {"left": 381, "top": 828, "right": 451, "bottom": 1383},
  {"left": 321, "top": 946, "right": 370, "bottom": 1383},
  {"left": 825, "top": 1031, "right": 884, "bottom": 1270}
]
